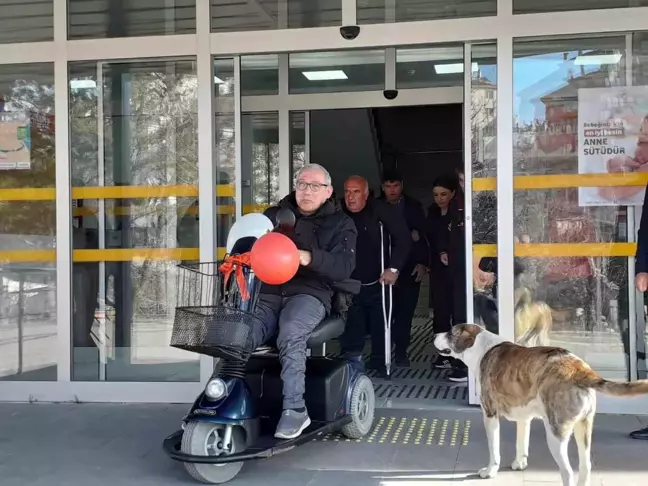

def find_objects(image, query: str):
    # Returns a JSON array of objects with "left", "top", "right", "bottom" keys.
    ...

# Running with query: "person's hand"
[
  {"left": 412, "top": 229, "right": 420, "bottom": 242},
  {"left": 298, "top": 250, "right": 312, "bottom": 266},
  {"left": 474, "top": 269, "right": 495, "bottom": 290},
  {"left": 380, "top": 269, "right": 399, "bottom": 285},
  {"left": 411, "top": 264, "right": 428, "bottom": 282},
  {"left": 440, "top": 253, "right": 449, "bottom": 266},
  {"left": 636, "top": 272, "right": 648, "bottom": 292}
]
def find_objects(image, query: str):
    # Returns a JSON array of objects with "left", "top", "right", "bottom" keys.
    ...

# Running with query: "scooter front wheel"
[{"left": 181, "top": 422, "right": 246, "bottom": 484}]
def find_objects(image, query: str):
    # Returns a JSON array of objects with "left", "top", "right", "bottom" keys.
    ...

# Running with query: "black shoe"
[
  {"left": 630, "top": 427, "right": 648, "bottom": 440},
  {"left": 394, "top": 354, "right": 410, "bottom": 367},
  {"left": 431, "top": 355, "right": 453, "bottom": 369},
  {"left": 367, "top": 357, "right": 392, "bottom": 377},
  {"left": 447, "top": 367, "right": 468, "bottom": 383}
]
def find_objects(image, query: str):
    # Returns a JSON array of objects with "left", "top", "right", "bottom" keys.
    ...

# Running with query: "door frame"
[{"left": 238, "top": 44, "right": 488, "bottom": 406}]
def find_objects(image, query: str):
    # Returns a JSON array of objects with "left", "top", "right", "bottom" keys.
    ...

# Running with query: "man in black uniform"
[
  {"left": 339, "top": 175, "right": 411, "bottom": 374},
  {"left": 380, "top": 169, "right": 429, "bottom": 366}
]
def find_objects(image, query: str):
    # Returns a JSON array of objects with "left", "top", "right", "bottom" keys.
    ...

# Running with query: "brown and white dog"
[{"left": 433, "top": 324, "right": 648, "bottom": 486}]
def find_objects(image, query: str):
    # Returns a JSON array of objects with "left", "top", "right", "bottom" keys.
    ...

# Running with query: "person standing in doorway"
[
  {"left": 380, "top": 169, "right": 430, "bottom": 366},
  {"left": 426, "top": 176, "right": 468, "bottom": 382},
  {"left": 630, "top": 183, "right": 648, "bottom": 440},
  {"left": 339, "top": 175, "right": 411, "bottom": 375}
]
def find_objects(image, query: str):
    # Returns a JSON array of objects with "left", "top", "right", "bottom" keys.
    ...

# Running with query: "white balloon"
[{"left": 226, "top": 212, "right": 274, "bottom": 253}]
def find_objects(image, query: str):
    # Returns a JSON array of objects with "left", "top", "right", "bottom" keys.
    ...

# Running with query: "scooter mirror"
[
  {"left": 275, "top": 208, "right": 296, "bottom": 230},
  {"left": 226, "top": 213, "right": 274, "bottom": 254}
]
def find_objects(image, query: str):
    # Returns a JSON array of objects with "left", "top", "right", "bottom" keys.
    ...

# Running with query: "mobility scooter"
[{"left": 163, "top": 211, "right": 376, "bottom": 484}]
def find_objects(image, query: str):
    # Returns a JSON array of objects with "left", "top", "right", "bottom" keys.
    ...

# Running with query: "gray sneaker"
[{"left": 274, "top": 409, "right": 311, "bottom": 440}]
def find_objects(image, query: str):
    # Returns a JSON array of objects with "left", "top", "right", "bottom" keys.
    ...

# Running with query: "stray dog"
[
  {"left": 514, "top": 286, "right": 552, "bottom": 347},
  {"left": 433, "top": 324, "right": 648, "bottom": 486},
  {"left": 474, "top": 286, "right": 553, "bottom": 347}
]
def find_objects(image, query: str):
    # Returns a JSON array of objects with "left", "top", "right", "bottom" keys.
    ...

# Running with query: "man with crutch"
[{"left": 339, "top": 176, "right": 411, "bottom": 377}]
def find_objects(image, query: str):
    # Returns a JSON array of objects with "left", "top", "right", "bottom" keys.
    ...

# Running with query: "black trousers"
[
  {"left": 474, "top": 293, "right": 499, "bottom": 334},
  {"left": 393, "top": 277, "right": 420, "bottom": 357},
  {"left": 339, "top": 283, "right": 385, "bottom": 361},
  {"left": 430, "top": 263, "right": 467, "bottom": 334}
]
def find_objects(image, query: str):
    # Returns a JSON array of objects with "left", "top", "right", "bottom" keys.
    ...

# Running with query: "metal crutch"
[{"left": 379, "top": 223, "right": 393, "bottom": 379}]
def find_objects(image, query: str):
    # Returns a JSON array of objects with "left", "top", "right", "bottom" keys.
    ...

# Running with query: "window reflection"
[
  {"left": 357, "top": 0, "right": 496, "bottom": 25},
  {"left": 242, "top": 112, "right": 280, "bottom": 213},
  {"left": 211, "top": 0, "right": 342, "bottom": 32},
  {"left": 291, "top": 111, "right": 307, "bottom": 184},
  {"left": 0, "top": 2, "right": 53, "bottom": 43},
  {"left": 214, "top": 58, "right": 236, "bottom": 249},
  {"left": 68, "top": 0, "right": 196, "bottom": 39},
  {"left": 471, "top": 44, "right": 498, "bottom": 333},
  {"left": 513, "top": 37, "right": 630, "bottom": 380},
  {"left": 0, "top": 64, "right": 56, "bottom": 381},
  {"left": 69, "top": 59, "right": 200, "bottom": 382}
]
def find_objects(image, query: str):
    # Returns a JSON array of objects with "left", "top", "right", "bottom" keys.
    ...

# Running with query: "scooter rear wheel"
[
  {"left": 341, "top": 374, "right": 375, "bottom": 439},
  {"left": 181, "top": 422, "right": 246, "bottom": 484}
]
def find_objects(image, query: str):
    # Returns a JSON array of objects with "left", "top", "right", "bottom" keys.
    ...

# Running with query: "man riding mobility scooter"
[{"left": 163, "top": 211, "right": 376, "bottom": 484}]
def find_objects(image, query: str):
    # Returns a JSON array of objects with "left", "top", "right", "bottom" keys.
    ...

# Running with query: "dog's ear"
[{"left": 455, "top": 329, "right": 476, "bottom": 353}]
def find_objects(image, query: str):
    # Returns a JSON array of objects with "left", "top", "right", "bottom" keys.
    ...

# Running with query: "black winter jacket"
[
  {"left": 262, "top": 193, "right": 358, "bottom": 312},
  {"left": 340, "top": 197, "right": 412, "bottom": 283},
  {"left": 378, "top": 193, "right": 429, "bottom": 276},
  {"left": 426, "top": 203, "right": 465, "bottom": 271}
]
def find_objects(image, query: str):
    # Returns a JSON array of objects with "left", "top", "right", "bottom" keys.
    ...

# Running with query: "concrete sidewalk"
[{"left": 1, "top": 403, "right": 647, "bottom": 486}]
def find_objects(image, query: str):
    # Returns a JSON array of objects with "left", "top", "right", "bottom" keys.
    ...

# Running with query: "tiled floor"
[
  {"left": 327, "top": 317, "right": 470, "bottom": 410},
  {"left": 1, "top": 403, "right": 647, "bottom": 486}
]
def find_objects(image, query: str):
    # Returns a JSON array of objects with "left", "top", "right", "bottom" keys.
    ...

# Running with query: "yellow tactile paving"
[{"left": 317, "top": 416, "right": 472, "bottom": 447}]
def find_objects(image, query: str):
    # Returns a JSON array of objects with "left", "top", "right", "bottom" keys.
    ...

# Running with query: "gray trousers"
[{"left": 252, "top": 293, "right": 326, "bottom": 410}]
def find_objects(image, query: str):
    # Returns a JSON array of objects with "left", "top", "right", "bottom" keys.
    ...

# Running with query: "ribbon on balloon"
[{"left": 219, "top": 253, "right": 252, "bottom": 301}]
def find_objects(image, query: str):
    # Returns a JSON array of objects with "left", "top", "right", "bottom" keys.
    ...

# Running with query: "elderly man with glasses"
[{"left": 250, "top": 163, "right": 358, "bottom": 440}]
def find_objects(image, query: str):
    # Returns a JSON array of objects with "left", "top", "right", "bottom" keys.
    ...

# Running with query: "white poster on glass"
[
  {"left": 578, "top": 86, "right": 648, "bottom": 207},
  {"left": 0, "top": 112, "right": 31, "bottom": 171}
]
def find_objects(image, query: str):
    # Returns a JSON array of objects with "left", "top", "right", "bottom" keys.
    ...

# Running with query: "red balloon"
[{"left": 250, "top": 232, "right": 300, "bottom": 285}]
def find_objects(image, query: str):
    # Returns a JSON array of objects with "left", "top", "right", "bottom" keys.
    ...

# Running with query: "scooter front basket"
[{"left": 171, "top": 305, "right": 262, "bottom": 362}]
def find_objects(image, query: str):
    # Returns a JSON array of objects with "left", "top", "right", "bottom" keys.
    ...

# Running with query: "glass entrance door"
[{"left": 237, "top": 43, "right": 484, "bottom": 408}]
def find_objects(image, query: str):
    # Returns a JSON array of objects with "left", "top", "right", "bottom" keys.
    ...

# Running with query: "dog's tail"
[
  {"left": 515, "top": 300, "right": 553, "bottom": 347},
  {"left": 581, "top": 375, "right": 648, "bottom": 397}
]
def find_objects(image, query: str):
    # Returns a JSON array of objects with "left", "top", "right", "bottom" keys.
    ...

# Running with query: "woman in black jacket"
[{"left": 426, "top": 176, "right": 468, "bottom": 381}]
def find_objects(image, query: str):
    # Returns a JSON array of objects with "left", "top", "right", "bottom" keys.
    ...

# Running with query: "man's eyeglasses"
[{"left": 296, "top": 181, "right": 328, "bottom": 192}]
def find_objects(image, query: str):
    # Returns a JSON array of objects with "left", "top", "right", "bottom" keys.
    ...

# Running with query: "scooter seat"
[
  {"left": 254, "top": 315, "right": 346, "bottom": 352},
  {"left": 306, "top": 315, "right": 345, "bottom": 348}
]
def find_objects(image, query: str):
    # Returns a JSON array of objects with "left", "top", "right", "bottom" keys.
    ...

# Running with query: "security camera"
[
  {"left": 383, "top": 90, "right": 398, "bottom": 100},
  {"left": 340, "top": 26, "right": 360, "bottom": 40}
]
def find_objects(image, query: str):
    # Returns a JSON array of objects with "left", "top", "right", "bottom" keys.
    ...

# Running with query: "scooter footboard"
[
  {"left": 245, "top": 355, "right": 350, "bottom": 423},
  {"left": 163, "top": 415, "right": 352, "bottom": 464}
]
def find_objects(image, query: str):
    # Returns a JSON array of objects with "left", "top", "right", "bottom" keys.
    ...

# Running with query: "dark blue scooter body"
[{"left": 165, "top": 356, "right": 368, "bottom": 465}]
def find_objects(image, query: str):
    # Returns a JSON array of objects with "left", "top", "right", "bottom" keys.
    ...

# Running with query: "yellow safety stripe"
[
  {"left": 0, "top": 244, "right": 635, "bottom": 263},
  {"left": 2, "top": 172, "right": 648, "bottom": 201},
  {"left": 0, "top": 184, "right": 234, "bottom": 201},
  {"left": 473, "top": 243, "right": 637, "bottom": 259},
  {"left": 472, "top": 172, "right": 648, "bottom": 192},
  {"left": 0, "top": 248, "right": 228, "bottom": 263},
  {"left": 71, "top": 204, "right": 269, "bottom": 217}
]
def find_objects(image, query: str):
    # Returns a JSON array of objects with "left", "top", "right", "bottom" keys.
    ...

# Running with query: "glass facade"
[
  {"left": 69, "top": 59, "right": 200, "bottom": 382},
  {"left": 68, "top": 0, "right": 196, "bottom": 39},
  {"left": 357, "top": 0, "right": 496, "bottom": 24},
  {"left": 0, "top": 2, "right": 53, "bottom": 43},
  {"left": 0, "top": 0, "right": 646, "bottom": 411},
  {"left": 0, "top": 64, "right": 56, "bottom": 381},
  {"left": 211, "top": 0, "right": 342, "bottom": 31}
]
